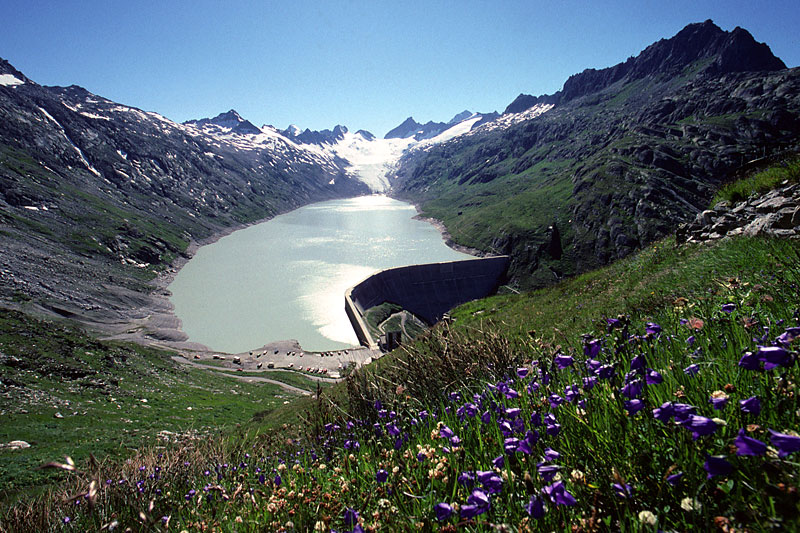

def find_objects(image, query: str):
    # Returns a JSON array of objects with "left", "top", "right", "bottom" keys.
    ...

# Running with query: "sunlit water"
[{"left": 168, "top": 196, "right": 473, "bottom": 353}]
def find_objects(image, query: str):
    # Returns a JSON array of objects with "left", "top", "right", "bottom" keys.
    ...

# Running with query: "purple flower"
[
  {"left": 460, "top": 489, "right": 490, "bottom": 518},
  {"left": 516, "top": 367, "right": 529, "bottom": 379},
  {"left": 274, "top": 474, "right": 282, "bottom": 487},
  {"left": 613, "top": 482, "right": 632, "bottom": 499},
  {"left": 672, "top": 403, "right": 697, "bottom": 423},
  {"left": 630, "top": 354, "right": 646, "bottom": 371},
  {"left": 481, "top": 410, "right": 492, "bottom": 424},
  {"left": 621, "top": 379, "right": 644, "bottom": 399},
  {"left": 624, "top": 399, "right": 646, "bottom": 414},
  {"left": 434, "top": 502, "right": 453, "bottom": 521},
  {"left": 596, "top": 364, "right": 616, "bottom": 380},
  {"left": 477, "top": 471, "right": 504, "bottom": 494},
  {"left": 546, "top": 422, "right": 561, "bottom": 437},
  {"left": 543, "top": 447, "right": 560, "bottom": 462},
  {"left": 584, "top": 339, "right": 601, "bottom": 358},
  {"left": 679, "top": 415, "right": 718, "bottom": 440},
  {"left": 585, "top": 359, "right": 602, "bottom": 373},
  {"left": 666, "top": 472, "right": 683, "bottom": 486},
  {"left": 343, "top": 507, "right": 359, "bottom": 527},
  {"left": 530, "top": 411, "right": 542, "bottom": 427},
  {"left": 734, "top": 428, "right": 767, "bottom": 456},
  {"left": 525, "top": 495, "right": 547, "bottom": 518},
  {"left": 492, "top": 455, "right": 505, "bottom": 469},
  {"left": 740, "top": 396, "right": 761, "bottom": 415},
  {"left": 684, "top": 364, "right": 700, "bottom": 376},
  {"left": 738, "top": 351, "right": 761, "bottom": 371},
  {"left": 777, "top": 327, "right": 800, "bottom": 345},
  {"left": 645, "top": 369, "right": 663, "bottom": 385},
  {"left": 543, "top": 481, "right": 577, "bottom": 506},
  {"left": 721, "top": 303, "right": 736, "bottom": 313},
  {"left": 687, "top": 335, "right": 696, "bottom": 346},
  {"left": 549, "top": 394, "right": 565, "bottom": 407},
  {"left": 458, "top": 471, "right": 475, "bottom": 488},
  {"left": 376, "top": 469, "right": 388, "bottom": 483},
  {"left": 645, "top": 322, "right": 662, "bottom": 336},
  {"left": 704, "top": 455, "right": 733, "bottom": 478},
  {"left": 583, "top": 376, "right": 598, "bottom": 390},
  {"left": 606, "top": 317, "right": 621, "bottom": 329},
  {"left": 554, "top": 354, "right": 574, "bottom": 369},
  {"left": 769, "top": 430, "right": 800, "bottom": 457},
  {"left": 439, "top": 425, "right": 454, "bottom": 439},
  {"left": 709, "top": 395, "right": 729, "bottom": 410},
  {"left": 538, "top": 464, "right": 560, "bottom": 482},
  {"left": 505, "top": 407, "right": 522, "bottom": 419},
  {"left": 503, "top": 438, "right": 520, "bottom": 454},
  {"left": 565, "top": 385, "right": 581, "bottom": 403},
  {"left": 758, "top": 346, "right": 792, "bottom": 370}
]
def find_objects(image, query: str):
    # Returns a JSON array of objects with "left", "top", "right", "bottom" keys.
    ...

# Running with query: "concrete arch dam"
[{"left": 345, "top": 256, "right": 510, "bottom": 349}]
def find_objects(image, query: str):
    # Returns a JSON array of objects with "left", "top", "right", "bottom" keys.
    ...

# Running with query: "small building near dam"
[{"left": 345, "top": 256, "right": 510, "bottom": 349}]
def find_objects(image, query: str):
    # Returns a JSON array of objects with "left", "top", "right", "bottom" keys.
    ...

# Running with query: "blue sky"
[{"left": 1, "top": 1, "right": 797, "bottom": 137}]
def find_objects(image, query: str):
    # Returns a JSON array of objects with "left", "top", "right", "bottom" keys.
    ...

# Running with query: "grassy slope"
[{"left": 0, "top": 310, "right": 305, "bottom": 498}]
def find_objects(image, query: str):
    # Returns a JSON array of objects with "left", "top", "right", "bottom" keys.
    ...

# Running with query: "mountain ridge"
[
  {"left": 505, "top": 20, "right": 786, "bottom": 115},
  {"left": 390, "top": 20, "right": 799, "bottom": 288}
]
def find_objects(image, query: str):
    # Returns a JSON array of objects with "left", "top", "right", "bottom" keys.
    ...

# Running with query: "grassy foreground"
[
  {"left": 3, "top": 235, "right": 798, "bottom": 531},
  {"left": 0, "top": 310, "right": 321, "bottom": 502}
]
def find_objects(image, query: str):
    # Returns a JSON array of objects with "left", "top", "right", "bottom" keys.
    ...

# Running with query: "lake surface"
[{"left": 168, "top": 196, "right": 473, "bottom": 353}]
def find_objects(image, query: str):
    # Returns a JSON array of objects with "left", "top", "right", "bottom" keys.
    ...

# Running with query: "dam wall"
[{"left": 345, "top": 256, "right": 510, "bottom": 348}]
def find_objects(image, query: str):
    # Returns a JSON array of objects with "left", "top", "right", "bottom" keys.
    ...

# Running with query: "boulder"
[{"left": 4, "top": 440, "right": 31, "bottom": 450}]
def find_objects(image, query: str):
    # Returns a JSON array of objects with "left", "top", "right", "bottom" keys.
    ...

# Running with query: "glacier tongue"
[{"left": 328, "top": 132, "right": 414, "bottom": 192}]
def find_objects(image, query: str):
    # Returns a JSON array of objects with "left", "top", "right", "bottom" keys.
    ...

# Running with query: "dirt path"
[{"left": 171, "top": 355, "right": 314, "bottom": 396}]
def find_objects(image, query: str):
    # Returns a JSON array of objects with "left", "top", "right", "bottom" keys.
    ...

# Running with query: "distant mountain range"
[{"left": 1, "top": 19, "right": 798, "bottom": 328}]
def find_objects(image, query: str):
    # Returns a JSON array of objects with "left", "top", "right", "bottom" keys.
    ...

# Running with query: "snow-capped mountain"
[{"left": 184, "top": 108, "right": 542, "bottom": 192}]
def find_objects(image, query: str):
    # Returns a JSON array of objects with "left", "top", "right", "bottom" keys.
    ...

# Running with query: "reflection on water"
[{"left": 168, "top": 196, "right": 472, "bottom": 352}]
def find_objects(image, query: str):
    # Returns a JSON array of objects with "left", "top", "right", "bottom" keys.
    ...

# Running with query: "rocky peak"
[
  {"left": 0, "top": 58, "right": 31, "bottom": 84},
  {"left": 506, "top": 20, "right": 786, "bottom": 115},
  {"left": 448, "top": 110, "right": 474, "bottom": 124},
  {"left": 185, "top": 109, "right": 262, "bottom": 135},
  {"left": 503, "top": 93, "right": 558, "bottom": 115},
  {"left": 283, "top": 124, "right": 350, "bottom": 145},
  {"left": 356, "top": 129, "right": 376, "bottom": 141},
  {"left": 384, "top": 117, "right": 422, "bottom": 139},
  {"left": 559, "top": 20, "right": 785, "bottom": 103}
]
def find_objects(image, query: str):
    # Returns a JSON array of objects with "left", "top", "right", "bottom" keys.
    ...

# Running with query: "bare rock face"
[{"left": 676, "top": 183, "right": 800, "bottom": 243}]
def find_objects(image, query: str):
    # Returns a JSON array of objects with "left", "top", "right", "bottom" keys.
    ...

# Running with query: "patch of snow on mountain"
[
  {"left": 419, "top": 114, "right": 481, "bottom": 146},
  {"left": 474, "top": 103, "right": 553, "bottom": 133},
  {"left": 79, "top": 111, "right": 111, "bottom": 121},
  {"left": 0, "top": 74, "right": 24, "bottom": 86}
]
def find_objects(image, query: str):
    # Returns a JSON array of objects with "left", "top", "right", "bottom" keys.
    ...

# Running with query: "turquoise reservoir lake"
[{"left": 168, "top": 196, "right": 473, "bottom": 353}]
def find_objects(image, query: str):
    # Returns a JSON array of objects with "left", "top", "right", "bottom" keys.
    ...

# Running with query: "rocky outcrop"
[{"left": 677, "top": 183, "right": 800, "bottom": 243}]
